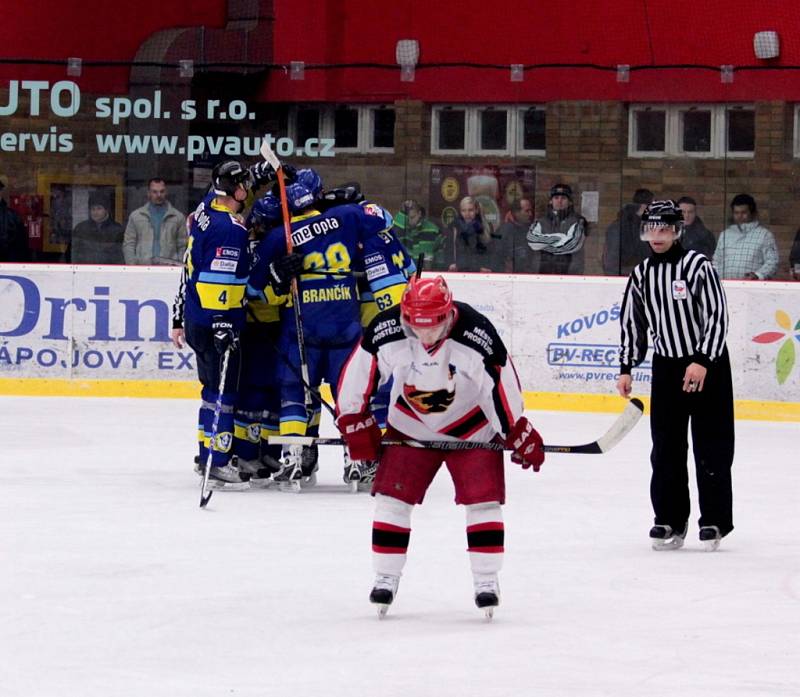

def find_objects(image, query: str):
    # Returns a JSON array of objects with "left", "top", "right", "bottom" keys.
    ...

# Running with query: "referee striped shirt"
[{"left": 619, "top": 244, "right": 728, "bottom": 374}]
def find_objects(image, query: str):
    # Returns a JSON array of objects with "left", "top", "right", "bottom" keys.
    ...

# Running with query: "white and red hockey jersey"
[{"left": 336, "top": 302, "right": 524, "bottom": 443}]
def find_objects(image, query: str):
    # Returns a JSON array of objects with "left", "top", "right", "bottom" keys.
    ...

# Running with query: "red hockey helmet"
[{"left": 401, "top": 275, "right": 454, "bottom": 328}]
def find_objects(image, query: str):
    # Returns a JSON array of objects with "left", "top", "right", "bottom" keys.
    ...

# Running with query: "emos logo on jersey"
[{"left": 216, "top": 247, "right": 240, "bottom": 259}]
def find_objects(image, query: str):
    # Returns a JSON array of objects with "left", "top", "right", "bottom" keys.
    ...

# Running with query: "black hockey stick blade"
[
  {"left": 542, "top": 398, "right": 644, "bottom": 454},
  {"left": 269, "top": 399, "right": 644, "bottom": 456},
  {"left": 199, "top": 465, "right": 214, "bottom": 508},
  {"left": 269, "top": 435, "right": 503, "bottom": 451}
]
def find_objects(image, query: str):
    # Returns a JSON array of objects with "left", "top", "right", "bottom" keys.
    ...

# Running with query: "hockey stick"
[
  {"left": 260, "top": 139, "right": 314, "bottom": 412},
  {"left": 200, "top": 346, "right": 233, "bottom": 508},
  {"left": 270, "top": 398, "right": 644, "bottom": 455}
]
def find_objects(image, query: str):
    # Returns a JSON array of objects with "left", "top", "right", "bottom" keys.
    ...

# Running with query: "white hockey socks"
[
  {"left": 372, "top": 494, "right": 413, "bottom": 578},
  {"left": 465, "top": 502, "right": 504, "bottom": 576}
]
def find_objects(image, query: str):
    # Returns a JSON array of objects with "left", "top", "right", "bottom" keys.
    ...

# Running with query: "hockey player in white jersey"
[{"left": 335, "top": 275, "right": 545, "bottom": 617}]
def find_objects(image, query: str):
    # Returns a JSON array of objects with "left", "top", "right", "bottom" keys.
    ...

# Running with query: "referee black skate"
[{"left": 616, "top": 200, "right": 734, "bottom": 552}]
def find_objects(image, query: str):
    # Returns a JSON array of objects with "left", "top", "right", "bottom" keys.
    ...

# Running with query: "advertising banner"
[{"left": 1, "top": 265, "right": 798, "bottom": 409}]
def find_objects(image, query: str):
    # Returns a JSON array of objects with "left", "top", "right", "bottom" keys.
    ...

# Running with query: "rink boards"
[{"left": 1, "top": 264, "right": 798, "bottom": 421}]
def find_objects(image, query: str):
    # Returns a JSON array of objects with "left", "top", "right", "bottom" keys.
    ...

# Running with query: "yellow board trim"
[{"left": 1, "top": 379, "right": 798, "bottom": 422}]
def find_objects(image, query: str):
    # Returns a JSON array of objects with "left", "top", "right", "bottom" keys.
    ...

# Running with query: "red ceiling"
[{"left": 3, "top": 0, "right": 800, "bottom": 101}]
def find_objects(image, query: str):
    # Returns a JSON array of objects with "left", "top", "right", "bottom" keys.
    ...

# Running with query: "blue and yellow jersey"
[
  {"left": 356, "top": 206, "right": 417, "bottom": 326},
  {"left": 245, "top": 236, "right": 281, "bottom": 324},
  {"left": 184, "top": 196, "right": 250, "bottom": 329},
  {"left": 249, "top": 202, "right": 406, "bottom": 345}
]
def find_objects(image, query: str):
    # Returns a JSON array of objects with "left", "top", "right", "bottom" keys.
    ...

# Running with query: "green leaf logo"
[{"left": 776, "top": 339, "right": 795, "bottom": 385}]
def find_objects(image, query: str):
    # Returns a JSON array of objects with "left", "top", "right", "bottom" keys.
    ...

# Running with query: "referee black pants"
[{"left": 649, "top": 349, "right": 734, "bottom": 537}]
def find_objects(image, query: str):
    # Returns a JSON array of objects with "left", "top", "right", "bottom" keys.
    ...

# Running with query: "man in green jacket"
[{"left": 393, "top": 199, "right": 445, "bottom": 270}]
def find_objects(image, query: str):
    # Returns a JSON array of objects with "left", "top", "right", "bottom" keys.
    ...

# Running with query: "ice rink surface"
[{"left": 1, "top": 396, "right": 798, "bottom": 697}]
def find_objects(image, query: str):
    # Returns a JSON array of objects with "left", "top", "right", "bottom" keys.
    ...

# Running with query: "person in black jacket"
[
  {"left": 617, "top": 200, "right": 733, "bottom": 553},
  {"left": 602, "top": 188, "right": 653, "bottom": 276},
  {"left": 69, "top": 191, "right": 124, "bottom": 264},
  {"left": 677, "top": 196, "right": 716, "bottom": 259},
  {"left": 0, "top": 177, "right": 30, "bottom": 262},
  {"left": 789, "top": 227, "right": 800, "bottom": 280}
]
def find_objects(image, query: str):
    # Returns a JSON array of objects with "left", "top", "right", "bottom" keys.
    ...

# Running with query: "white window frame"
[
  {"left": 473, "top": 106, "right": 511, "bottom": 155},
  {"left": 629, "top": 104, "right": 754, "bottom": 158},
  {"left": 516, "top": 106, "right": 547, "bottom": 156},
  {"left": 431, "top": 104, "right": 546, "bottom": 156},
  {"left": 431, "top": 105, "right": 470, "bottom": 155},
  {"left": 367, "top": 105, "right": 396, "bottom": 152},
  {"left": 288, "top": 104, "right": 396, "bottom": 154}
]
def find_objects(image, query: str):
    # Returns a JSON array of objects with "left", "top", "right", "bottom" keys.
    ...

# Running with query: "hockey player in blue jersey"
[
  {"left": 249, "top": 169, "right": 409, "bottom": 490},
  {"left": 183, "top": 160, "right": 253, "bottom": 486}
]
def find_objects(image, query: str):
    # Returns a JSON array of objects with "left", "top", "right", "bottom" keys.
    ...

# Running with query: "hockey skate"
[
  {"left": 369, "top": 574, "right": 400, "bottom": 618},
  {"left": 473, "top": 573, "right": 500, "bottom": 619},
  {"left": 207, "top": 458, "right": 250, "bottom": 491},
  {"left": 699, "top": 525, "right": 722, "bottom": 552},
  {"left": 300, "top": 445, "right": 319, "bottom": 487},
  {"left": 273, "top": 445, "right": 305, "bottom": 493},
  {"left": 649, "top": 523, "right": 687, "bottom": 551},
  {"left": 343, "top": 453, "right": 377, "bottom": 493},
  {"left": 248, "top": 452, "right": 282, "bottom": 489}
]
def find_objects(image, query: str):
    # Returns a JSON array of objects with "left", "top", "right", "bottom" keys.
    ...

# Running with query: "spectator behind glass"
[
  {"left": 526, "top": 184, "right": 588, "bottom": 275},
  {"left": 602, "top": 188, "right": 654, "bottom": 276},
  {"left": 790, "top": 227, "right": 800, "bottom": 280},
  {"left": 0, "top": 175, "right": 30, "bottom": 262},
  {"left": 491, "top": 197, "right": 534, "bottom": 272},
  {"left": 713, "top": 193, "right": 779, "bottom": 280},
  {"left": 69, "top": 191, "right": 124, "bottom": 264},
  {"left": 392, "top": 199, "right": 445, "bottom": 269},
  {"left": 445, "top": 195, "right": 493, "bottom": 272},
  {"left": 123, "top": 177, "right": 186, "bottom": 265},
  {"left": 677, "top": 196, "right": 716, "bottom": 259}
]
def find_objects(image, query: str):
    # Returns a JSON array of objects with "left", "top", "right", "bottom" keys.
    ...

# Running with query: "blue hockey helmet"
[
  {"left": 295, "top": 168, "right": 323, "bottom": 196},
  {"left": 285, "top": 181, "right": 316, "bottom": 214},
  {"left": 247, "top": 194, "right": 283, "bottom": 229}
]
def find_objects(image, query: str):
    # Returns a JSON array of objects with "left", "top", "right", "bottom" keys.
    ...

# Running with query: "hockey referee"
[{"left": 616, "top": 199, "right": 734, "bottom": 552}]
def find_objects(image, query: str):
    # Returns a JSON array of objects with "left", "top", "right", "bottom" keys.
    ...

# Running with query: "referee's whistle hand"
[{"left": 617, "top": 374, "right": 632, "bottom": 398}]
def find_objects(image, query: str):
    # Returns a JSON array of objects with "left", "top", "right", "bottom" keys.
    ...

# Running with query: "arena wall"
[{"left": 1, "top": 264, "right": 798, "bottom": 421}]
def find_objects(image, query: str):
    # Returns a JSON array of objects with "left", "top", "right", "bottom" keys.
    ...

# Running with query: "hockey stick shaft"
[
  {"left": 270, "top": 398, "right": 644, "bottom": 455},
  {"left": 200, "top": 346, "right": 232, "bottom": 508},
  {"left": 261, "top": 140, "right": 313, "bottom": 410}
]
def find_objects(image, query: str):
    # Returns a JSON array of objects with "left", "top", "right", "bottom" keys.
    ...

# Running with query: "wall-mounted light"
[
  {"left": 754, "top": 31, "right": 780, "bottom": 59},
  {"left": 66, "top": 57, "right": 82, "bottom": 77},
  {"left": 179, "top": 60, "right": 194, "bottom": 78},
  {"left": 510, "top": 64, "right": 524, "bottom": 82},
  {"left": 720, "top": 65, "right": 734, "bottom": 84},
  {"left": 616, "top": 64, "right": 630, "bottom": 83},
  {"left": 290, "top": 61, "right": 305, "bottom": 81},
  {"left": 396, "top": 39, "right": 419, "bottom": 82}
]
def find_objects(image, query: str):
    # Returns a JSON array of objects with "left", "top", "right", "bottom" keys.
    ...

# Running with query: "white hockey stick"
[{"left": 200, "top": 346, "right": 232, "bottom": 508}]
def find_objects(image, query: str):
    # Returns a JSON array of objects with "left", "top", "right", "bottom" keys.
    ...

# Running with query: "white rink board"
[{"left": 1, "top": 264, "right": 799, "bottom": 403}]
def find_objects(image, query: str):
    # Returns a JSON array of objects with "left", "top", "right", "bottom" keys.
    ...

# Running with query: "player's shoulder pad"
[
  {"left": 361, "top": 305, "right": 404, "bottom": 354},
  {"left": 450, "top": 301, "right": 507, "bottom": 365}
]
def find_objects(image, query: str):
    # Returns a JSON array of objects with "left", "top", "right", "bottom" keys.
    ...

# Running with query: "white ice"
[{"left": 1, "top": 396, "right": 798, "bottom": 697}]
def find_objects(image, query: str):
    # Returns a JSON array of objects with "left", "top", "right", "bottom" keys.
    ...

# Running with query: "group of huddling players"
[{"left": 172, "top": 160, "right": 415, "bottom": 493}]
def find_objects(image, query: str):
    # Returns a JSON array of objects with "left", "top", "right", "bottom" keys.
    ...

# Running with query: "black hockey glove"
[
  {"left": 267, "top": 252, "right": 304, "bottom": 295},
  {"left": 248, "top": 161, "right": 277, "bottom": 188},
  {"left": 211, "top": 315, "right": 239, "bottom": 355},
  {"left": 319, "top": 185, "right": 364, "bottom": 210}
]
